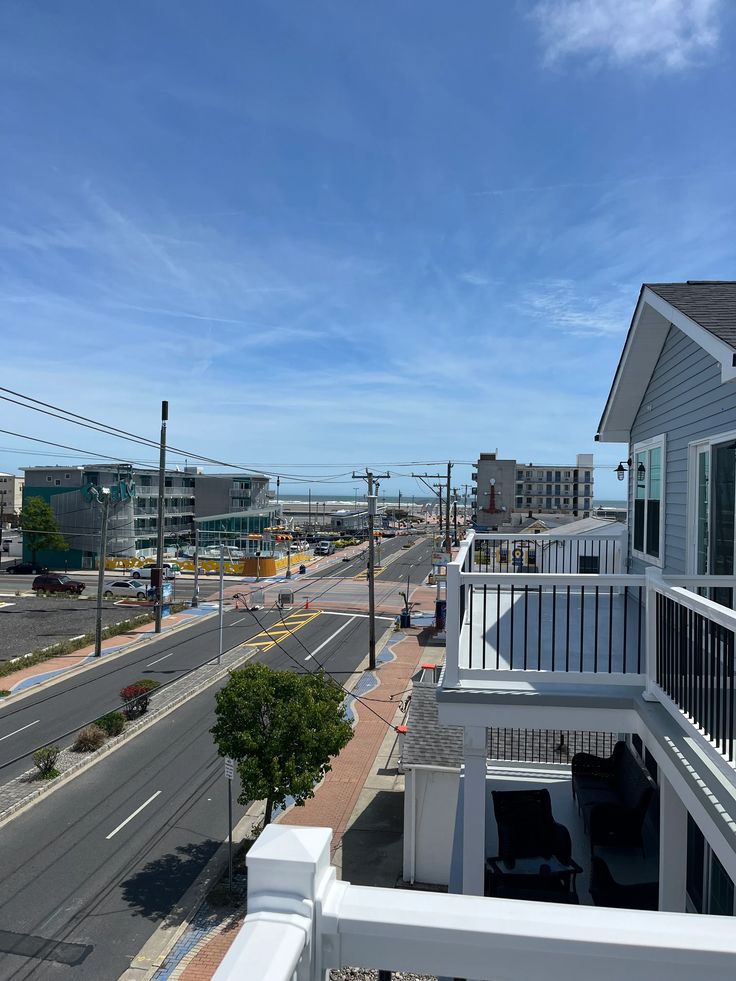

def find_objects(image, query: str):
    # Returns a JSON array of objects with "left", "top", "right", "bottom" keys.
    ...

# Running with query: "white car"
[
  {"left": 128, "top": 564, "right": 179, "bottom": 580},
  {"left": 103, "top": 579, "right": 152, "bottom": 600}
]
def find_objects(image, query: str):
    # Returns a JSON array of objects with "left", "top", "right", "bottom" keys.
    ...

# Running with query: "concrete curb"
[{"left": 0, "top": 639, "right": 256, "bottom": 831}]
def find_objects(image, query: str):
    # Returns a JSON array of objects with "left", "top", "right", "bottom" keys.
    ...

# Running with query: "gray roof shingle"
[{"left": 647, "top": 281, "right": 736, "bottom": 350}]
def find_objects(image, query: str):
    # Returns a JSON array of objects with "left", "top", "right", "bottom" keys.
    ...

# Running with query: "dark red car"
[{"left": 32, "top": 574, "right": 86, "bottom": 595}]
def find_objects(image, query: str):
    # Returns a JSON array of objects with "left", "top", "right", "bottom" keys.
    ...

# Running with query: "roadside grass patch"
[
  {"left": 72, "top": 725, "right": 107, "bottom": 753},
  {"left": 94, "top": 711, "right": 126, "bottom": 737}
]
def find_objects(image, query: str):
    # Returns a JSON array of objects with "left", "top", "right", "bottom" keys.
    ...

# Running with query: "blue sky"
[{"left": 1, "top": 0, "right": 735, "bottom": 499}]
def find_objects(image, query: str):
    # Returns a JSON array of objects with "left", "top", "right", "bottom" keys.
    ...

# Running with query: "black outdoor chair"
[
  {"left": 589, "top": 858, "right": 658, "bottom": 910},
  {"left": 491, "top": 788, "right": 573, "bottom": 865}
]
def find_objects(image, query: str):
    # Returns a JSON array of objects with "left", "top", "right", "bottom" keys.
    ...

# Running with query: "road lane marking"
[
  {"left": 106, "top": 791, "right": 162, "bottom": 840},
  {"left": 0, "top": 719, "right": 40, "bottom": 742},
  {"left": 305, "top": 617, "right": 357, "bottom": 661},
  {"left": 320, "top": 611, "right": 394, "bottom": 620}
]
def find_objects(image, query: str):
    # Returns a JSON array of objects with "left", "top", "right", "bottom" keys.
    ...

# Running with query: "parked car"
[
  {"left": 6, "top": 561, "right": 49, "bottom": 575},
  {"left": 102, "top": 580, "right": 152, "bottom": 600},
  {"left": 32, "top": 574, "right": 85, "bottom": 595},
  {"left": 128, "top": 563, "right": 179, "bottom": 580}
]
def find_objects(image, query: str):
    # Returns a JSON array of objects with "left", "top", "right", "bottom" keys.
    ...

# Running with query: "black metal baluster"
[
  {"left": 523, "top": 585, "right": 529, "bottom": 669},
  {"left": 728, "top": 630, "right": 735, "bottom": 762},
  {"left": 552, "top": 585, "right": 557, "bottom": 670},
  {"left": 565, "top": 585, "right": 571, "bottom": 671},
  {"left": 637, "top": 586, "right": 643, "bottom": 674},
  {"left": 607, "top": 586, "right": 613, "bottom": 673},
  {"left": 622, "top": 585, "right": 629, "bottom": 673}
]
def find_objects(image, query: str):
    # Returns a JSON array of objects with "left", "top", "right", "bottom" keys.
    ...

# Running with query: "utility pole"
[
  {"left": 308, "top": 488, "right": 312, "bottom": 532},
  {"left": 276, "top": 475, "right": 280, "bottom": 503},
  {"left": 397, "top": 489, "right": 401, "bottom": 528},
  {"left": 412, "top": 470, "right": 450, "bottom": 548},
  {"left": 445, "top": 461, "right": 452, "bottom": 552},
  {"left": 154, "top": 400, "right": 168, "bottom": 633},
  {"left": 192, "top": 524, "right": 200, "bottom": 608},
  {"left": 453, "top": 489, "right": 458, "bottom": 544},
  {"left": 93, "top": 488, "right": 110, "bottom": 657},
  {"left": 352, "top": 469, "right": 390, "bottom": 670}
]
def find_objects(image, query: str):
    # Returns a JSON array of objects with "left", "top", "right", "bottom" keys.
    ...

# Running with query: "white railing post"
[
  {"left": 644, "top": 566, "right": 663, "bottom": 702},
  {"left": 444, "top": 556, "right": 461, "bottom": 688},
  {"left": 213, "top": 825, "right": 334, "bottom": 981}
]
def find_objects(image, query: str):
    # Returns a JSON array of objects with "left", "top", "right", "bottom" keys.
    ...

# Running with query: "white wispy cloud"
[
  {"left": 532, "top": 0, "right": 721, "bottom": 71},
  {"left": 519, "top": 279, "right": 631, "bottom": 337}
]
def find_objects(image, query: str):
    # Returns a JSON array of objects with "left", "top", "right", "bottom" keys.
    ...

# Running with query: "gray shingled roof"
[
  {"left": 647, "top": 281, "right": 736, "bottom": 350},
  {"left": 402, "top": 681, "right": 463, "bottom": 768}
]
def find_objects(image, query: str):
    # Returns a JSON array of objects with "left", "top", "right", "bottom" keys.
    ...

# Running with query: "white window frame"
[
  {"left": 631, "top": 433, "right": 666, "bottom": 568},
  {"left": 686, "top": 426, "right": 736, "bottom": 576}
]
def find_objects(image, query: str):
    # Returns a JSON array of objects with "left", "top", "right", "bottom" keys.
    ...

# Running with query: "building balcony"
[
  {"left": 212, "top": 824, "right": 736, "bottom": 981},
  {"left": 437, "top": 532, "right": 736, "bottom": 903}
]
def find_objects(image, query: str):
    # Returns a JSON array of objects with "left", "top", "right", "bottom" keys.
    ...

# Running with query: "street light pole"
[
  {"left": 217, "top": 542, "right": 224, "bottom": 665},
  {"left": 154, "top": 400, "right": 168, "bottom": 633},
  {"left": 353, "top": 469, "right": 390, "bottom": 670},
  {"left": 94, "top": 488, "right": 111, "bottom": 658}
]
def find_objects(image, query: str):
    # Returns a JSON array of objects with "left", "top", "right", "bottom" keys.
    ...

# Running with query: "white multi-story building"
[
  {"left": 0, "top": 472, "right": 24, "bottom": 520},
  {"left": 472, "top": 451, "right": 594, "bottom": 529}
]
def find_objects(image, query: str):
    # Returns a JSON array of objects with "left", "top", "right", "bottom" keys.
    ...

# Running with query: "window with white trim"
[{"left": 632, "top": 436, "right": 664, "bottom": 563}]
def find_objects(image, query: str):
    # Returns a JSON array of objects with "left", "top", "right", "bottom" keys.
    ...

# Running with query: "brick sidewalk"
[{"left": 176, "top": 630, "right": 433, "bottom": 981}]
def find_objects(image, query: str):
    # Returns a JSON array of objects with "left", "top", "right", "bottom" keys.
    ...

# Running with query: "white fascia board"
[{"left": 598, "top": 287, "right": 736, "bottom": 443}]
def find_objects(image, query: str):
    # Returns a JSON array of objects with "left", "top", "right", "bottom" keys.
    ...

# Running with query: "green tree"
[
  {"left": 21, "top": 497, "right": 68, "bottom": 565},
  {"left": 211, "top": 663, "right": 353, "bottom": 825}
]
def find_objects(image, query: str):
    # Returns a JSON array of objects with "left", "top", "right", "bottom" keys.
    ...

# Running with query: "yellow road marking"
[{"left": 244, "top": 610, "right": 322, "bottom": 653}]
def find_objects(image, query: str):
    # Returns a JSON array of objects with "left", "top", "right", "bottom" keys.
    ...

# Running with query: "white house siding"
[
  {"left": 407, "top": 768, "right": 459, "bottom": 886},
  {"left": 628, "top": 325, "right": 736, "bottom": 575}
]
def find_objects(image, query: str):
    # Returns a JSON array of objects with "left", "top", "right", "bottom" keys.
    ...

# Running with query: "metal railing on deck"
[
  {"left": 654, "top": 584, "right": 736, "bottom": 763},
  {"left": 473, "top": 533, "right": 622, "bottom": 575},
  {"left": 489, "top": 728, "right": 616, "bottom": 762},
  {"left": 463, "top": 574, "right": 644, "bottom": 674}
]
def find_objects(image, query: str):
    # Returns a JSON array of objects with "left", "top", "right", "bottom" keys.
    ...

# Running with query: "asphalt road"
[
  {"left": 0, "top": 605, "right": 338, "bottom": 784},
  {"left": 0, "top": 611, "right": 377, "bottom": 980}
]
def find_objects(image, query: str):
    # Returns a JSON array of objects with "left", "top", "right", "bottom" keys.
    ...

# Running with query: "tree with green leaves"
[
  {"left": 211, "top": 663, "right": 353, "bottom": 825},
  {"left": 21, "top": 497, "right": 68, "bottom": 565}
]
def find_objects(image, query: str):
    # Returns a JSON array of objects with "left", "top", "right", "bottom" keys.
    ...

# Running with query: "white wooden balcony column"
[{"left": 462, "top": 724, "right": 488, "bottom": 897}]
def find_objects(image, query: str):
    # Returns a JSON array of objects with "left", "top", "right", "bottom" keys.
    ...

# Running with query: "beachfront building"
[
  {"left": 472, "top": 450, "right": 594, "bottom": 529},
  {"left": 194, "top": 472, "right": 270, "bottom": 517},
  {"left": 21, "top": 464, "right": 197, "bottom": 568}
]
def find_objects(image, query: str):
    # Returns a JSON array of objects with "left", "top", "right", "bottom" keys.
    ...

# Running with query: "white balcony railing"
[
  {"left": 213, "top": 824, "right": 736, "bottom": 981},
  {"left": 444, "top": 532, "right": 736, "bottom": 766}
]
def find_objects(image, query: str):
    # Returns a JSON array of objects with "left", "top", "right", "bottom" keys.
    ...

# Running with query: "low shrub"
[
  {"left": 72, "top": 725, "right": 107, "bottom": 753},
  {"left": 131, "top": 678, "right": 161, "bottom": 693},
  {"left": 94, "top": 711, "right": 126, "bottom": 737},
  {"left": 0, "top": 690, "right": 10, "bottom": 698},
  {"left": 120, "top": 683, "right": 151, "bottom": 719},
  {"left": 33, "top": 745, "right": 61, "bottom": 778}
]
